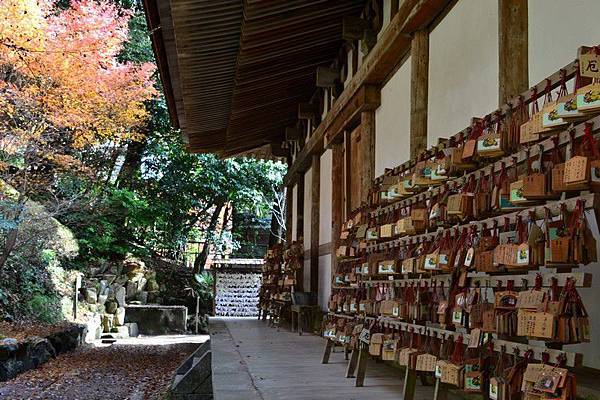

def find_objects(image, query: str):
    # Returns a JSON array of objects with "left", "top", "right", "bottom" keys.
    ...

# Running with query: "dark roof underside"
[{"left": 144, "top": 0, "right": 365, "bottom": 156}]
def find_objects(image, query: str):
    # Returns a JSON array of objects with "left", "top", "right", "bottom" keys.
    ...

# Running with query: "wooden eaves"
[{"left": 283, "top": 0, "right": 452, "bottom": 186}]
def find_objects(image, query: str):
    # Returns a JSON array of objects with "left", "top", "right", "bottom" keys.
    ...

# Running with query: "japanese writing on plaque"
[{"left": 580, "top": 53, "right": 600, "bottom": 78}]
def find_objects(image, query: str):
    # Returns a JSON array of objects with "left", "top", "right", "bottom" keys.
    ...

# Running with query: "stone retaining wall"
[{"left": 0, "top": 324, "right": 87, "bottom": 381}]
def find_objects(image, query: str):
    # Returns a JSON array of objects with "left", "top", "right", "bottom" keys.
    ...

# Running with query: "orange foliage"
[{"left": 0, "top": 0, "right": 157, "bottom": 147}]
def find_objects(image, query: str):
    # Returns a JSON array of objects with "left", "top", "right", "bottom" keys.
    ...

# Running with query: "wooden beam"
[
  {"left": 316, "top": 66, "right": 340, "bottom": 88},
  {"left": 498, "top": 0, "right": 528, "bottom": 105},
  {"left": 327, "top": 84, "right": 381, "bottom": 146},
  {"left": 342, "top": 16, "right": 367, "bottom": 41},
  {"left": 331, "top": 141, "right": 344, "bottom": 283},
  {"left": 283, "top": 0, "right": 451, "bottom": 186},
  {"left": 360, "top": 111, "right": 376, "bottom": 205},
  {"left": 410, "top": 29, "right": 429, "bottom": 159},
  {"left": 298, "top": 103, "right": 318, "bottom": 120},
  {"left": 310, "top": 155, "right": 320, "bottom": 294},
  {"left": 295, "top": 173, "right": 305, "bottom": 292}
]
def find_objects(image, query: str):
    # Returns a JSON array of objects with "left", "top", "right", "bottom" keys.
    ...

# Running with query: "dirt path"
[{"left": 0, "top": 337, "right": 203, "bottom": 400}]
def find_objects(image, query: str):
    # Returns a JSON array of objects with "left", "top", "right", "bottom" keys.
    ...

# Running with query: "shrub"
[{"left": 26, "top": 294, "right": 61, "bottom": 324}]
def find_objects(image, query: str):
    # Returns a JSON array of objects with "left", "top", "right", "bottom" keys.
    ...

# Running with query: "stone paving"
[
  {"left": 0, "top": 335, "right": 207, "bottom": 400},
  {"left": 211, "top": 317, "right": 447, "bottom": 400}
]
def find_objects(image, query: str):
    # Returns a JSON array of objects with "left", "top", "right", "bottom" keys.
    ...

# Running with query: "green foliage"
[
  {"left": 192, "top": 272, "right": 214, "bottom": 315},
  {"left": 26, "top": 294, "right": 61, "bottom": 324},
  {"left": 0, "top": 0, "right": 287, "bottom": 324},
  {"left": 40, "top": 249, "right": 57, "bottom": 266},
  {"left": 64, "top": 186, "right": 151, "bottom": 265}
]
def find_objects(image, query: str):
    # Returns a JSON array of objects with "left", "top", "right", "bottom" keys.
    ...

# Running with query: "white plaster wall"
[
  {"left": 319, "top": 150, "right": 332, "bottom": 245},
  {"left": 428, "top": 0, "right": 498, "bottom": 146},
  {"left": 375, "top": 59, "right": 411, "bottom": 176},
  {"left": 529, "top": 0, "right": 600, "bottom": 87},
  {"left": 291, "top": 184, "right": 298, "bottom": 241},
  {"left": 318, "top": 255, "right": 332, "bottom": 311}
]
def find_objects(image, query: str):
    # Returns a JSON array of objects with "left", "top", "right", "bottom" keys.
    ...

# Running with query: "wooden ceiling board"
[{"left": 147, "top": 0, "right": 365, "bottom": 155}]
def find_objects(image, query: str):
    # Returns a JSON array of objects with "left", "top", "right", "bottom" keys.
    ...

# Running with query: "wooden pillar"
[
  {"left": 498, "top": 0, "right": 528, "bottom": 105},
  {"left": 360, "top": 111, "right": 376, "bottom": 205},
  {"left": 410, "top": 29, "right": 429, "bottom": 159},
  {"left": 296, "top": 173, "right": 305, "bottom": 292},
  {"left": 344, "top": 131, "right": 352, "bottom": 217},
  {"left": 331, "top": 141, "right": 344, "bottom": 277},
  {"left": 285, "top": 184, "right": 293, "bottom": 244},
  {"left": 310, "top": 155, "right": 320, "bottom": 294}
]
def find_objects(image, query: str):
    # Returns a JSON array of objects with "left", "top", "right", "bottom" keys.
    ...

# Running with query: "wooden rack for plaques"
[
  {"left": 367, "top": 192, "right": 598, "bottom": 253},
  {"left": 325, "top": 48, "right": 600, "bottom": 400},
  {"left": 371, "top": 116, "right": 600, "bottom": 219}
]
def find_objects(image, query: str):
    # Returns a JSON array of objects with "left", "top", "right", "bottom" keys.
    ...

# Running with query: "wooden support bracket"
[
  {"left": 342, "top": 16, "right": 368, "bottom": 41},
  {"left": 316, "top": 66, "right": 340, "bottom": 88},
  {"left": 285, "top": 126, "right": 300, "bottom": 141},
  {"left": 298, "top": 103, "right": 318, "bottom": 120}
]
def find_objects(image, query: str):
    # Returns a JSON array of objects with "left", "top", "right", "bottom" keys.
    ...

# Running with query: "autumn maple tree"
[{"left": 0, "top": 0, "right": 157, "bottom": 270}]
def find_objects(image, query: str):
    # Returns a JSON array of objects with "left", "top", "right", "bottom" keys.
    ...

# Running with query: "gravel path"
[{"left": 0, "top": 338, "right": 203, "bottom": 400}]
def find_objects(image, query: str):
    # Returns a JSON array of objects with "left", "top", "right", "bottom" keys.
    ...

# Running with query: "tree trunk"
[
  {"left": 268, "top": 211, "right": 278, "bottom": 247},
  {"left": 193, "top": 201, "right": 225, "bottom": 274},
  {"left": 0, "top": 228, "right": 18, "bottom": 271},
  {"left": 217, "top": 203, "right": 231, "bottom": 256},
  {"left": 116, "top": 138, "right": 146, "bottom": 188}
]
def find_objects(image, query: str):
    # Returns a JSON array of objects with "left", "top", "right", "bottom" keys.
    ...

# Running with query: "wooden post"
[
  {"left": 498, "top": 0, "right": 528, "bottom": 105},
  {"left": 73, "top": 274, "right": 81, "bottom": 320},
  {"left": 321, "top": 339, "right": 334, "bottom": 364},
  {"left": 433, "top": 378, "right": 449, "bottom": 400},
  {"left": 345, "top": 347, "right": 359, "bottom": 378},
  {"left": 195, "top": 296, "right": 200, "bottom": 334},
  {"left": 354, "top": 343, "right": 369, "bottom": 387},
  {"left": 360, "top": 111, "right": 376, "bottom": 205},
  {"left": 410, "top": 29, "right": 429, "bottom": 159},
  {"left": 285, "top": 184, "right": 293, "bottom": 244},
  {"left": 296, "top": 173, "right": 305, "bottom": 292},
  {"left": 331, "top": 141, "right": 344, "bottom": 279},
  {"left": 310, "top": 155, "right": 320, "bottom": 295},
  {"left": 402, "top": 367, "right": 417, "bottom": 400}
]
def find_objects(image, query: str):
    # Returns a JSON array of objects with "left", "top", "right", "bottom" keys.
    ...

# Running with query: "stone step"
[
  {"left": 170, "top": 393, "right": 213, "bottom": 400},
  {"left": 171, "top": 340, "right": 212, "bottom": 396},
  {"left": 175, "top": 341, "right": 210, "bottom": 375},
  {"left": 172, "top": 374, "right": 184, "bottom": 388}
]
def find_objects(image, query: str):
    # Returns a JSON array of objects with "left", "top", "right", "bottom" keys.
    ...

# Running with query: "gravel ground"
[{"left": 0, "top": 336, "right": 204, "bottom": 400}]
